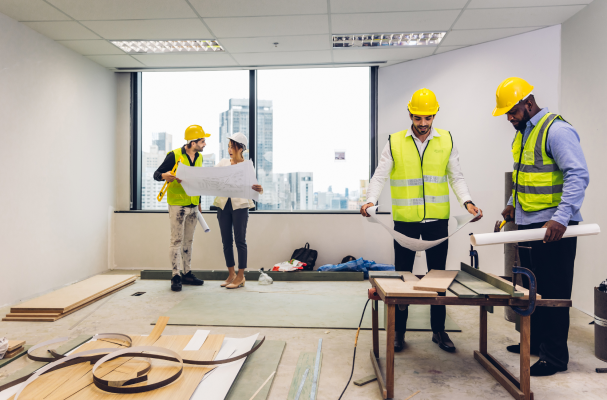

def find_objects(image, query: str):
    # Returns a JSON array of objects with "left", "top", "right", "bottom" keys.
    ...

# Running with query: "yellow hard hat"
[
  {"left": 492, "top": 77, "right": 534, "bottom": 116},
  {"left": 184, "top": 125, "right": 211, "bottom": 141},
  {"left": 408, "top": 88, "right": 439, "bottom": 116}
]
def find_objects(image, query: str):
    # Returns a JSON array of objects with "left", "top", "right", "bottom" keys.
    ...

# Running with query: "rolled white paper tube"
[{"left": 470, "top": 223, "right": 600, "bottom": 246}]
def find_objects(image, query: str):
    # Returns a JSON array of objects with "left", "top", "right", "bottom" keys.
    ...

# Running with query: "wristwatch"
[{"left": 463, "top": 201, "right": 475, "bottom": 209}]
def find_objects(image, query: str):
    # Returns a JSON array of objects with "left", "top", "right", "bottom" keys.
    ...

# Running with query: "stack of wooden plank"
[
  {"left": 3, "top": 340, "right": 25, "bottom": 359},
  {"left": 2, "top": 275, "right": 137, "bottom": 322}
]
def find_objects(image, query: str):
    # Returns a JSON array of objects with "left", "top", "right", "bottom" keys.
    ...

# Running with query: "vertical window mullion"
[
  {"left": 131, "top": 72, "right": 142, "bottom": 210},
  {"left": 249, "top": 69, "right": 257, "bottom": 211},
  {"left": 370, "top": 66, "right": 379, "bottom": 178}
]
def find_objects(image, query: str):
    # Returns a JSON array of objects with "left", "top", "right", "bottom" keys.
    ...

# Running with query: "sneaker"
[
  {"left": 171, "top": 274, "right": 182, "bottom": 292},
  {"left": 181, "top": 271, "right": 204, "bottom": 286}
]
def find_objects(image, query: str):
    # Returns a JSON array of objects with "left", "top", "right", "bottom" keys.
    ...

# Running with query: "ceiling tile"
[
  {"left": 468, "top": 0, "right": 592, "bottom": 8},
  {"left": 434, "top": 45, "right": 466, "bottom": 54},
  {"left": 23, "top": 21, "right": 100, "bottom": 40},
  {"left": 330, "top": 0, "right": 467, "bottom": 14},
  {"left": 47, "top": 0, "right": 197, "bottom": 20},
  {"left": 206, "top": 15, "right": 329, "bottom": 38},
  {"left": 231, "top": 50, "right": 332, "bottom": 66},
  {"left": 189, "top": 0, "right": 327, "bottom": 17},
  {"left": 132, "top": 53, "right": 237, "bottom": 67},
  {"left": 331, "top": 10, "right": 460, "bottom": 33},
  {"left": 332, "top": 47, "right": 434, "bottom": 62},
  {"left": 0, "top": 0, "right": 70, "bottom": 21},
  {"left": 221, "top": 35, "right": 329, "bottom": 53},
  {"left": 58, "top": 40, "right": 125, "bottom": 55},
  {"left": 441, "top": 27, "right": 540, "bottom": 46},
  {"left": 86, "top": 55, "right": 144, "bottom": 68},
  {"left": 81, "top": 19, "right": 212, "bottom": 40},
  {"left": 454, "top": 5, "right": 586, "bottom": 29}
]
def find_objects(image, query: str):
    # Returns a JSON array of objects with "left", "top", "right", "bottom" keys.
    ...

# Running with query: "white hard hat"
[{"left": 228, "top": 132, "right": 248, "bottom": 149}]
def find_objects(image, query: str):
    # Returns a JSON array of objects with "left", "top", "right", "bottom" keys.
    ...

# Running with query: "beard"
[{"left": 513, "top": 109, "right": 531, "bottom": 132}]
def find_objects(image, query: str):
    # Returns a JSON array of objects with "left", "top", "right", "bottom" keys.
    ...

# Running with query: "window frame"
[{"left": 130, "top": 66, "right": 379, "bottom": 213}]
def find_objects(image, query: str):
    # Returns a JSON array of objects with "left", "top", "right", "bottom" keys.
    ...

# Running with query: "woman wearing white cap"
[{"left": 214, "top": 132, "right": 263, "bottom": 289}]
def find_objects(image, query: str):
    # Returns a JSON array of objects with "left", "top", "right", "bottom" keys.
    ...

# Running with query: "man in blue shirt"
[{"left": 493, "top": 77, "right": 589, "bottom": 376}]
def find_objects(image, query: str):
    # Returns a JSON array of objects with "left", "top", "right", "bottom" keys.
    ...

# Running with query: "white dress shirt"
[
  {"left": 366, "top": 127, "right": 473, "bottom": 220},
  {"left": 212, "top": 158, "right": 256, "bottom": 210}
]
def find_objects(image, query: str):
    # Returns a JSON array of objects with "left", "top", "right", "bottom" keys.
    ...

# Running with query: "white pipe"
[{"left": 470, "top": 224, "right": 600, "bottom": 246}]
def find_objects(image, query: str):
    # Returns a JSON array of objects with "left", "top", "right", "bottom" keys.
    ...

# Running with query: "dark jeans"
[
  {"left": 217, "top": 199, "right": 249, "bottom": 269},
  {"left": 394, "top": 219, "right": 449, "bottom": 333},
  {"left": 518, "top": 221, "right": 578, "bottom": 370}
]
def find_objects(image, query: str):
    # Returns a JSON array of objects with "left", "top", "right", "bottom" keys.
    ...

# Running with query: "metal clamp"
[
  {"left": 510, "top": 266, "right": 537, "bottom": 317},
  {"left": 469, "top": 234, "right": 479, "bottom": 269}
]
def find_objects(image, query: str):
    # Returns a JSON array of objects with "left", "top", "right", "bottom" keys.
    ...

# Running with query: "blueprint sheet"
[
  {"left": 367, "top": 206, "right": 477, "bottom": 251},
  {"left": 176, "top": 160, "right": 259, "bottom": 201}
]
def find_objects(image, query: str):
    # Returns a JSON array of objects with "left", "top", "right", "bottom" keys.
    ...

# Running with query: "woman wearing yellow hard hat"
[
  {"left": 492, "top": 77, "right": 589, "bottom": 377},
  {"left": 154, "top": 124, "right": 210, "bottom": 292},
  {"left": 361, "top": 88, "right": 483, "bottom": 354}
]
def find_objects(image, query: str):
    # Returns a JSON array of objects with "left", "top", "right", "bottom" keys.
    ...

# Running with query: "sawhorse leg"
[
  {"left": 519, "top": 315, "right": 531, "bottom": 400},
  {"left": 474, "top": 306, "right": 534, "bottom": 400},
  {"left": 372, "top": 300, "right": 379, "bottom": 358},
  {"left": 386, "top": 304, "right": 395, "bottom": 398},
  {"left": 370, "top": 300, "right": 389, "bottom": 398}
]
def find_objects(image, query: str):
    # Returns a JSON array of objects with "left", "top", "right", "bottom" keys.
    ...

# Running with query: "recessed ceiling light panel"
[
  {"left": 111, "top": 40, "right": 224, "bottom": 54},
  {"left": 332, "top": 33, "right": 445, "bottom": 48}
]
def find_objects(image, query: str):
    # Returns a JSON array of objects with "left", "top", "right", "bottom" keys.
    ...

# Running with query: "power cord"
[{"left": 338, "top": 298, "right": 370, "bottom": 400}]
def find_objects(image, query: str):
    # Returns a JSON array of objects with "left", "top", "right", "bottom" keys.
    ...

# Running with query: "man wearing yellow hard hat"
[
  {"left": 360, "top": 88, "right": 483, "bottom": 353},
  {"left": 153, "top": 125, "right": 210, "bottom": 292},
  {"left": 493, "top": 78, "right": 589, "bottom": 376}
]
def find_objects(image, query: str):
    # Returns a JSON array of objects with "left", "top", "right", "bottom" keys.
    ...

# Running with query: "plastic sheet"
[{"left": 366, "top": 206, "right": 477, "bottom": 251}]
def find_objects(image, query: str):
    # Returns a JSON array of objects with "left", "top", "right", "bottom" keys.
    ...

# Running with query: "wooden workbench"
[{"left": 368, "top": 276, "right": 572, "bottom": 400}]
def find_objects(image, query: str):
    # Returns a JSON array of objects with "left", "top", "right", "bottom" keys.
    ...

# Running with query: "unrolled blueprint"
[
  {"left": 176, "top": 160, "right": 259, "bottom": 201},
  {"left": 366, "top": 206, "right": 478, "bottom": 251}
]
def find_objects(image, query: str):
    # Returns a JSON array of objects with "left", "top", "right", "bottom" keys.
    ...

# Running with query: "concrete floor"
[{"left": 0, "top": 270, "right": 604, "bottom": 400}]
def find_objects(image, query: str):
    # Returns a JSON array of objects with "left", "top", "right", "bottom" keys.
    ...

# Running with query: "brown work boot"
[{"left": 432, "top": 331, "right": 456, "bottom": 352}]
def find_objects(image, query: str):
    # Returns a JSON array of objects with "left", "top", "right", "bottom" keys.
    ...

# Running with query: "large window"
[
  {"left": 141, "top": 71, "right": 249, "bottom": 210},
  {"left": 256, "top": 68, "right": 370, "bottom": 211},
  {"left": 137, "top": 68, "right": 372, "bottom": 212}
]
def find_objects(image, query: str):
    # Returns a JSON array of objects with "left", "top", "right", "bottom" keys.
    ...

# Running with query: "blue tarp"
[{"left": 317, "top": 258, "right": 394, "bottom": 279}]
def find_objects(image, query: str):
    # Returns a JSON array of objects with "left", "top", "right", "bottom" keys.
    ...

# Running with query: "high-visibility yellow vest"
[
  {"left": 512, "top": 113, "right": 564, "bottom": 212},
  {"left": 167, "top": 148, "right": 202, "bottom": 206},
  {"left": 390, "top": 129, "right": 453, "bottom": 222}
]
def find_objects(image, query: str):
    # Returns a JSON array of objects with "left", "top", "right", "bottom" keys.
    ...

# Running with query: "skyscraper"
[
  {"left": 142, "top": 132, "right": 173, "bottom": 210},
  {"left": 219, "top": 98, "right": 273, "bottom": 176}
]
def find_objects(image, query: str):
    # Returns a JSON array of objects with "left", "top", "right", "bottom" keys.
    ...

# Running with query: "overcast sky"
[{"left": 142, "top": 67, "right": 370, "bottom": 195}]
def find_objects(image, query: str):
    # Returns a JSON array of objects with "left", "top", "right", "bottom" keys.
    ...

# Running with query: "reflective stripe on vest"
[
  {"left": 511, "top": 113, "right": 565, "bottom": 212},
  {"left": 167, "top": 148, "right": 202, "bottom": 206},
  {"left": 389, "top": 128, "right": 453, "bottom": 222}
]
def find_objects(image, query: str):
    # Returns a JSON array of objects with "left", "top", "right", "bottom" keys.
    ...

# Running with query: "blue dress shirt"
[{"left": 507, "top": 108, "right": 589, "bottom": 226}]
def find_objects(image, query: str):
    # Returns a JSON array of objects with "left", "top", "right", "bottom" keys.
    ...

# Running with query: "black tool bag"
[{"left": 291, "top": 243, "right": 318, "bottom": 271}]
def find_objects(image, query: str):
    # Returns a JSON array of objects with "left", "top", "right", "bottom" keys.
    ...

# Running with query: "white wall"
[
  {"left": 562, "top": 1, "right": 606, "bottom": 315},
  {"left": 0, "top": 12, "right": 118, "bottom": 307},
  {"left": 378, "top": 26, "right": 562, "bottom": 276}
]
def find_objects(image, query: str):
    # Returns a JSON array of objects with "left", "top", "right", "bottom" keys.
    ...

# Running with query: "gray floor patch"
[{"left": 155, "top": 291, "right": 461, "bottom": 331}]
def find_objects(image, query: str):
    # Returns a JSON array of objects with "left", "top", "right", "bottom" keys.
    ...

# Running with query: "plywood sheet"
[
  {"left": 11, "top": 275, "right": 137, "bottom": 313},
  {"left": 454, "top": 271, "right": 510, "bottom": 297},
  {"left": 225, "top": 340, "right": 285, "bottom": 400},
  {"left": 3, "top": 282, "right": 135, "bottom": 322},
  {"left": 413, "top": 270, "right": 458, "bottom": 292},
  {"left": 448, "top": 281, "right": 484, "bottom": 298},
  {"left": 67, "top": 334, "right": 224, "bottom": 400},
  {"left": 487, "top": 273, "right": 541, "bottom": 300},
  {"left": 7, "top": 341, "right": 25, "bottom": 352},
  {"left": 375, "top": 279, "right": 438, "bottom": 298}
]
